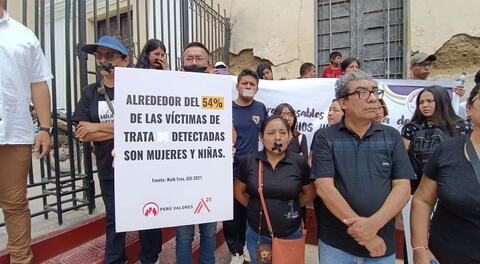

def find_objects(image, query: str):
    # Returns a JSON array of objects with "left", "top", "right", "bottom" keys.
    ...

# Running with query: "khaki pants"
[{"left": 0, "top": 145, "right": 33, "bottom": 264}]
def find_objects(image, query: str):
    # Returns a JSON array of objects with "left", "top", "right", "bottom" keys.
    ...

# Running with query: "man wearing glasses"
[
  {"left": 73, "top": 36, "right": 162, "bottom": 264},
  {"left": 180, "top": 42, "right": 212, "bottom": 73},
  {"left": 310, "top": 71, "right": 415, "bottom": 263},
  {"left": 175, "top": 42, "right": 218, "bottom": 264}
]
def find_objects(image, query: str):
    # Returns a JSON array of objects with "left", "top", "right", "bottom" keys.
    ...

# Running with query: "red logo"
[
  {"left": 142, "top": 202, "right": 159, "bottom": 217},
  {"left": 252, "top": 115, "right": 260, "bottom": 124},
  {"left": 194, "top": 197, "right": 212, "bottom": 214}
]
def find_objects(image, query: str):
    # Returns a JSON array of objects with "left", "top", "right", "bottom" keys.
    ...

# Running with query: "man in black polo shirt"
[{"left": 311, "top": 71, "right": 415, "bottom": 263}]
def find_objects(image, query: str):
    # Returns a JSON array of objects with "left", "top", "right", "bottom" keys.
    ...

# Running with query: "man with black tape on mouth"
[
  {"left": 72, "top": 36, "right": 163, "bottom": 264},
  {"left": 81, "top": 35, "right": 131, "bottom": 89},
  {"left": 180, "top": 41, "right": 213, "bottom": 73},
  {"left": 175, "top": 41, "right": 219, "bottom": 264}
]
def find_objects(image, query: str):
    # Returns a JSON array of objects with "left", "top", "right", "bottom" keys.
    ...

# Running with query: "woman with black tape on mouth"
[{"left": 234, "top": 115, "right": 316, "bottom": 264}]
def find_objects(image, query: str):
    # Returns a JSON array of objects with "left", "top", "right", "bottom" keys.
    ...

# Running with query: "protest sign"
[{"left": 114, "top": 68, "right": 234, "bottom": 231}]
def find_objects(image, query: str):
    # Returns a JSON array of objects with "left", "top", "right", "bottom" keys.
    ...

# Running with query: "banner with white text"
[
  {"left": 115, "top": 68, "right": 234, "bottom": 232},
  {"left": 253, "top": 78, "right": 456, "bottom": 147}
]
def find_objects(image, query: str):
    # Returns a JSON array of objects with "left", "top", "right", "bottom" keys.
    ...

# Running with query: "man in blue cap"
[{"left": 73, "top": 36, "right": 162, "bottom": 264}]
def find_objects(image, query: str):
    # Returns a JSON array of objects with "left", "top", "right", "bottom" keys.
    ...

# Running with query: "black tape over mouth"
[{"left": 272, "top": 142, "right": 283, "bottom": 152}]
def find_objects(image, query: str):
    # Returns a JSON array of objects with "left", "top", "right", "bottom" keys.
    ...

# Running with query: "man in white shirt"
[{"left": 0, "top": 1, "right": 53, "bottom": 263}]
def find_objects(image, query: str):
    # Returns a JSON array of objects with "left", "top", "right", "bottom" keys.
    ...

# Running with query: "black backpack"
[{"left": 407, "top": 123, "right": 448, "bottom": 176}]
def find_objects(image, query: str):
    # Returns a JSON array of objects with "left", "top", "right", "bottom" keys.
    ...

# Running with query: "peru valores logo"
[
  {"left": 194, "top": 197, "right": 212, "bottom": 214},
  {"left": 142, "top": 202, "right": 159, "bottom": 217}
]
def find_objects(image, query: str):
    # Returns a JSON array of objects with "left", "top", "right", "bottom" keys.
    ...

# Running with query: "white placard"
[{"left": 114, "top": 68, "right": 234, "bottom": 232}]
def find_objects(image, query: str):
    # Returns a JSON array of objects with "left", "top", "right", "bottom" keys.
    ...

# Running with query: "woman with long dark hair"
[
  {"left": 410, "top": 84, "right": 480, "bottom": 264},
  {"left": 402, "top": 85, "right": 471, "bottom": 192},
  {"left": 135, "top": 39, "right": 169, "bottom": 70},
  {"left": 273, "top": 103, "right": 308, "bottom": 156},
  {"left": 256, "top": 63, "right": 273, "bottom": 80}
]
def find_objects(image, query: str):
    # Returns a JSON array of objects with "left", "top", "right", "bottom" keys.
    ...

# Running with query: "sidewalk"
[
  {"left": 0, "top": 154, "right": 405, "bottom": 263},
  {"left": 0, "top": 155, "right": 105, "bottom": 250}
]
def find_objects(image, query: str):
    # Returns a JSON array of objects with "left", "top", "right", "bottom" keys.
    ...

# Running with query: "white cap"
[{"left": 214, "top": 61, "right": 227, "bottom": 68}]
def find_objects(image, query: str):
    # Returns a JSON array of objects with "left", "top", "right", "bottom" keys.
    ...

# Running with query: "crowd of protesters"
[{"left": 1, "top": 2, "right": 480, "bottom": 263}]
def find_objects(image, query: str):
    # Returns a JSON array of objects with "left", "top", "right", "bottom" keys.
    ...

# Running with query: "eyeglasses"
[
  {"left": 93, "top": 51, "right": 120, "bottom": 60},
  {"left": 344, "top": 89, "right": 384, "bottom": 100},
  {"left": 184, "top": 56, "right": 206, "bottom": 63}
]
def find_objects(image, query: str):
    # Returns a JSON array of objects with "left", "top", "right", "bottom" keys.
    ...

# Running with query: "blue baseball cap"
[{"left": 81, "top": 36, "right": 129, "bottom": 56}]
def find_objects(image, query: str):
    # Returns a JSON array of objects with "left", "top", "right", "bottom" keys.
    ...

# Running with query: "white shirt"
[{"left": 0, "top": 11, "right": 53, "bottom": 144}]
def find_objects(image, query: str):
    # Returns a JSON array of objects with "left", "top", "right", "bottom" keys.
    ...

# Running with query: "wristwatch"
[{"left": 38, "top": 127, "right": 53, "bottom": 134}]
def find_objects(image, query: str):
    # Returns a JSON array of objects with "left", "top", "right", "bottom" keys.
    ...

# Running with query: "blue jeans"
[
  {"left": 318, "top": 239, "right": 395, "bottom": 264},
  {"left": 246, "top": 223, "right": 303, "bottom": 264},
  {"left": 176, "top": 222, "right": 217, "bottom": 264}
]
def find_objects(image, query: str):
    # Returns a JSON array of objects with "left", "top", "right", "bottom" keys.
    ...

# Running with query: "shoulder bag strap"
[
  {"left": 258, "top": 160, "right": 274, "bottom": 238},
  {"left": 97, "top": 80, "right": 115, "bottom": 114},
  {"left": 466, "top": 134, "right": 480, "bottom": 185}
]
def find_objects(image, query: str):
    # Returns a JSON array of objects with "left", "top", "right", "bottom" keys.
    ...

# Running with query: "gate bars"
[{"left": 1, "top": 0, "right": 230, "bottom": 227}]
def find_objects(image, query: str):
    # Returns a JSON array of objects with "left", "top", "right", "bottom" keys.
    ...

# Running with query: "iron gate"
[
  {"left": 316, "top": 0, "right": 406, "bottom": 79},
  {"left": 1, "top": 0, "right": 230, "bottom": 227}
]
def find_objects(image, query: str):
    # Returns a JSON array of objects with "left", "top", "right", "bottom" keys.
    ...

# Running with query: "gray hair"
[{"left": 335, "top": 71, "right": 376, "bottom": 99}]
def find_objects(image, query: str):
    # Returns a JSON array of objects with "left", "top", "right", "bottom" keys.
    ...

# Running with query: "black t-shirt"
[
  {"left": 286, "top": 133, "right": 308, "bottom": 157},
  {"left": 232, "top": 100, "right": 268, "bottom": 170},
  {"left": 311, "top": 119, "right": 416, "bottom": 257},
  {"left": 424, "top": 135, "right": 480, "bottom": 261},
  {"left": 237, "top": 151, "right": 312, "bottom": 237},
  {"left": 72, "top": 82, "right": 115, "bottom": 179}
]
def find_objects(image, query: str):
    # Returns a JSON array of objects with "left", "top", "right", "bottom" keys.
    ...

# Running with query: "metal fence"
[
  {"left": 1, "top": 0, "right": 230, "bottom": 227},
  {"left": 316, "top": 0, "right": 405, "bottom": 79}
]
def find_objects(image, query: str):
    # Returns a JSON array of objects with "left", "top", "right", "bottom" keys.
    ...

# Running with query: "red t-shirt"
[{"left": 321, "top": 65, "right": 342, "bottom": 78}]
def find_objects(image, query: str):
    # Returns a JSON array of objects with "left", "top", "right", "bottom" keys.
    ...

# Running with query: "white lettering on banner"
[
  {"left": 115, "top": 69, "right": 456, "bottom": 232},
  {"left": 114, "top": 68, "right": 234, "bottom": 232}
]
